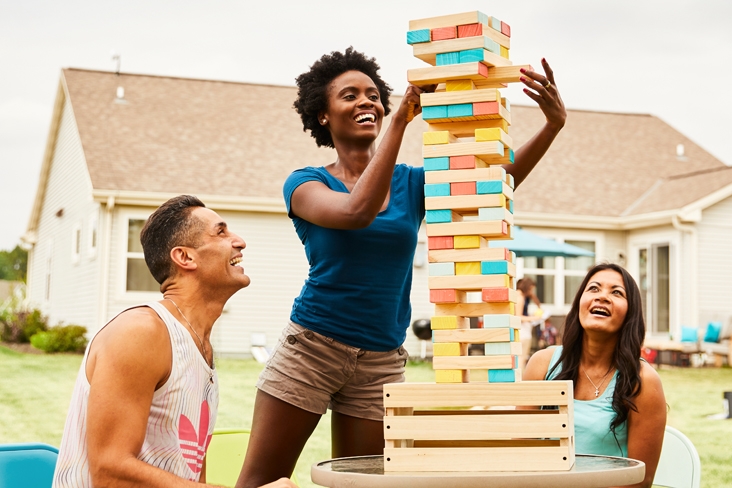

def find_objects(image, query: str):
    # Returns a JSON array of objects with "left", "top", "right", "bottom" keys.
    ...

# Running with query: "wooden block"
[
  {"left": 500, "top": 21, "right": 511, "bottom": 37},
  {"left": 432, "top": 342, "right": 466, "bottom": 356},
  {"left": 428, "top": 247, "right": 511, "bottom": 263},
  {"left": 424, "top": 183, "right": 450, "bottom": 197},
  {"left": 426, "top": 118, "right": 510, "bottom": 137},
  {"left": 435, "top": 301, "right": 514, "bottom": 317},
  {"left": 449, "top": 155, "right": 485, "bottom": 170},
  {"left": 478, "top": 207, "right": 513, "bottom": 224},
  {"left": 425, "top": 167, "right": 506, "bottom": 184},
  {"left": 459, "top": 48, "right": 510, "bottom": 67},
  {"left": 470, "top": 65, "right": 531, "bottom": 88},
  {"left": 421, "top": 88, "right": 501, "bottom": 107},
  {"left": 502, "top": 97, "right": 510, "bottom": 110},
  {"left": 457, "top": 23, "right": 482, "bottom": 38},
  {"left": 500, "top": 45, "right": 509, "bottom": 59},
  {"left": 507, "top": 198, "right": 514, "bottom": 213},
  {"left": 446, "top": 103, "right": 473, "bottom": 118},
  {"left": 383, "top": 446, "right": 572, "bottom": 472},
  {"left": 433, "top": 328, "right": 516, "bottom": 344},
  {"left": 409, "top": 11, "right": 488, "bottom": 31},
  {"left": 454, "top": 235, "right": 483, "bottom": 249},
  {"left": 428, "top": 274, "right": 511, "bottom": 291},
  {"left": 483, "top": 314, "right": 521, "bottom": 328},
  {"left": 482, "top": 287, "right": 519, "bottom": 303},
  {"left": 480, "top": 260, "right": 512, "bottom": 275},
  {"left": 435, "top": 51, "right": 460, "bottom": 66},
  {"left": 422, "top": 105, "right": 448, "bottom": 120},
  {"left": 473, "top": 101, "right": 499, "bottom": 116},
  {"left": 490, "top": 16, "right": 501, "bottom": 30},
  {"left": 425, "top": 195, "right": 508, "bottom": 214},
  {"left": 430, "top": 315, "right": 469, "bottom": 330},
  {"left": 429, "top": 262, "right": 455, "bottom": 276},
  {"left": 450, "top": 181, "right": 476, "bottom": 195},
  {"left": 427, "top": 236, "right": 453, "bottom": 250},
  {"left": 506, "top": 147, "right": 515, "bottom": 163},
  {"left": 423, "top": 156, "right": 450, "bottom": 171},
  {"left": 430, "top": 289, "right": 466, "bottom": 304},
  {"left": 435, "top": 370, "right": 468, "bottom": 383},
  {"left": 425, "top": 209, "right": 462, "bottom": 224},
  {"left": 475, "top": 128, "right": 512, "bottom": 147},
  {"left": 408, "top": 63, "right": 488, "bottom": 85},
  {"left": 426, "top": 220, "right": 508, "bottom": 238},
  {"left": 484, "top": 341, "right": 522, "bottom": 356},
  {"left": 455, "top": 261, "right": 481, "bottom": 275},
  {"left": 434, "top": 354, "right": 516, "bottom": 370},
  {"left": 489, "top": 368, "right": 521, "bottom": 383},
  {"left": 431, "top": 26, "right": 457, "bottom": 41},
  {"left": 445, "top": 79, "right": 476, "bottom": 91},
  {"left": 476, "top": 180, "right": 503, "bottom": 194},
  {"left": 407, "top": 29, "right": 431, "bottom": 44},
  {"left": 413, "top": 35, "right": 505, "bottom": 65},
  {"left": 505, "top": 173, "right": 515, "bottom": 189},
  {"left": 423, "top": 131, "right": 457, "bottom": 145},
  {"left": 423, "top": 141, "right": 505, "bottom": 160}
]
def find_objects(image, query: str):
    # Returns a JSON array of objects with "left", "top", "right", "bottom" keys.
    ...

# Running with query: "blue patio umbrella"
[{"left": 490, "top": 227, "right": 595, "bottom": 258}]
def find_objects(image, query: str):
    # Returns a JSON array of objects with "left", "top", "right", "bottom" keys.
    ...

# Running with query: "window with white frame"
[
  {"left": 71, "top": 223, "right": 81, "bottom": 264},
  {"left": 88, "top": 211, "right": 98, "bottom": 258},
  {"left": 522, "top": 256, "right": 556, "bottom": 306},
  {"left": 126, "top": 219, "right": 160, "bottom": 292},
  {"left": 563, "top": 240, "right": 596, "bottom": 305}
]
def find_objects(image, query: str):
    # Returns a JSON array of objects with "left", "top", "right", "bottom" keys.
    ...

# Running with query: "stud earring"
[{"left": 322, "top": 119, "right": 327, "bottom": 124}]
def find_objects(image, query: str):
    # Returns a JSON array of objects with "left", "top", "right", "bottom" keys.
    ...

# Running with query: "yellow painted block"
[
  {"left": 446, "top": 79, "right": 475, "bottom": 91},
  {"left": 475, "top": 128, "right": 502, "bottom": 142},
  {"left": 435, "top": 370, "right": 465, "bottom": 383},
  {"left": 423, "top": 131, "right": 456, "bottom": 145},
  {"left": 454, "top": 235, "right": 481, "bottom": 249},
  {"left": 431, "top": 315, "right": 469, "bottom": 330},
  {"left": 514, "top": 328, "right": 520, "bottom": 342},
  {"left": 455, "top": 261, "right": 481, "bottom": 275},
  {"left": 500, "top": 46, "right": 509, "bottom": 59},
  {"left": 433, "top": 342, "right": 462, "bottom": 356}
]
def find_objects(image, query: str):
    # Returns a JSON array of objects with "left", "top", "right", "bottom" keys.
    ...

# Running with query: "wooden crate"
[{"left": 383, "top": 381, "right": 575, "bottom": 472}]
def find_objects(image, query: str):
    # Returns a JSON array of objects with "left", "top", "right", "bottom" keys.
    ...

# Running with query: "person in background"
[{"left": 516, "top": 277, "right": 541, "bottom": 366}]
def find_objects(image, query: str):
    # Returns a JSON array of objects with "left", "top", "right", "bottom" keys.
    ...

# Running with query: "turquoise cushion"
[
  {"left": 704, "top": 322, "right": 722, "bottom": 343},
  {"left": 680, "top": 326, "right": 698, "bottom": 342}
]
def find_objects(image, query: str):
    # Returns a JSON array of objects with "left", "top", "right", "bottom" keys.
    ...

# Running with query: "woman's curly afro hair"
[{"left": 293, "top": 47, "right": 393, "bottom": 148}]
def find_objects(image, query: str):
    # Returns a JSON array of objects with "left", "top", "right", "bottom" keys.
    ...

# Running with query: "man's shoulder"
[{"left": 94, "top": 305, "right": 170, "bottom": 352}]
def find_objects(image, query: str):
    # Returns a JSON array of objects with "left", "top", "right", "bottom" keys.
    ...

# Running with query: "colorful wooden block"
[
  {"left": 445, "top": 79, "right": 476, "bottom": 91},
  {"left": 449, "top": 155, "right": 483, "bottom": 170},
  {"left": 473, "top": 101, "right": 500, "bottom": 116},
  {"left": 428, "top": 246, "right": 511, "bottom": 263},
  {"left": 435, "top": 369, "right": 467, "bottom": 383},
  {"left": 507, "top": 148, "right": 515, "bottom": 163},
  {"left": 490, "top": 17, "right": 502, "bottom": 31},
  {"left": 459, "top": 48, "right": 484, "bottom": 63},
  {"left": 407, "top": 29, "right": 431, "bottom": 44},
  {"left": 421, "top": 88, "right": 501, "bottom": 107},
  {"left": 457, "top": 23, "right": 482, "bottom": 38},
  {"left": 426, "top": 220, "right": 508, "bottom": 239},
  {"left": 427, "top": 118, "right": 510, "bottom": 137},
  {"left": 500, "top": 45, "right": 509, "bottom": 59},
  {"left": 484, "top": 341, "right": 522, "bottom": 356},
  {"left": 422, "top": 105, "right": 448, "bottom": 120},
  {"left": 428, "top": 236, "right": 453, "bottom": 250},
  {"left": 433, "top": 342, "right": 465, "bottom": 356},
  {"left": 455, "top": 261, "right": 481, "bottom": 275},
  {"left": 428, "top": 274, "right": 511, "bottom": 291},
  {"left": 436, "top": 51, "right": 461, "bottom": 66},
  {"left": 433, "top": 354, "right": 516, "bottom": 370},
  {"left": 478, "top": 207, "right": 510, "bottom": 222},
  {"left": 430, "top": 289, "right": 466, "bottom": 304},
  {"left": 483, "top": 314, "right": 521, "bottom": 328},
  {"left": 505, "top": 173, "right": 515, "bottom": 189},
  {"left": 435, "top": 301, "right": 514, "bottom": 317},
  {"left": 423, "top": 131, "right": 457, "bottom": 145},
  {"left": 429, "top": 262, "right": 455, "bottom": 276},
  {"left": 475, "top": 127, "right": 502, "bottom": 142},
  {"left": 507, "top": 199, "right": 514, "bottom": 213},
  {"left": 423, "top": 156, "right": 450, "bottom": 171},
  {"left": 454, "top": 235, "right": 482, "bottom": 248},
  {"left": 500, "top": 21, "right": 511, "bottom": 37},
  {"left": 431, "top": 315, "right": 469, "bottom": 330},
  {"left": 488, "top": 369, "right": 520, "bottom": 383},
  {"left": 447, "top": 103, "right": 473, "bottom": 118},
  {"left": 433, "top": 327, "right": 517, "bottom": 343},
  {"left": 425, "top": 209, "right": 461, "bottom": 224},
  {"left": 450, "top": 181, "right": 476, "bottom": 195},
  {"left": 425, "top": 167, "right": 506, "bottom": 184},
  {"left": 409, "top": 11, "right": 488, "bottom": 31},
  {"left": 424, "top": 140, "right": 505, "bottom": 160},
  {"left": 408, "top": 63, "right": 488, "bottom": 85},
  {"left": 481, "top": 260, "right": 510, "bottom": 275},
  {"left": 431, "top": 26, "right": 457, "bottom": 41},
  {"left": 425, "top": 183, "right": 450, "bottom": 197},
  {"left": 476, "top": 180, "right": 503, "bottom": 194},
  {"left": 469, "top": 65, "right": 530, "bottom": 88},
  {"left": 482, "top": 287, "right": 516, "bottom": 303}
]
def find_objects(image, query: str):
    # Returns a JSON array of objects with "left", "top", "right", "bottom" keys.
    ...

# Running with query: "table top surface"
[{"left": 311, "top": 454, "right": 644, "bottom": 488}]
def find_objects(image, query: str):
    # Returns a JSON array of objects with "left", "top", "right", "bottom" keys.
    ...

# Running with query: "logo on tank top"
[{"left": 178, "top": 401, "right": 213, "bottom": 476}]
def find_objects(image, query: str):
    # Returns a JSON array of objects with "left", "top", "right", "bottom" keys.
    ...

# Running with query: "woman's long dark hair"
[{"left": 547, "top": 263, "right": 645, "bottom": 435}]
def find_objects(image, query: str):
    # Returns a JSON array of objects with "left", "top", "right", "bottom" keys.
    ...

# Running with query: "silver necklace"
[
  {"left": 582, "top": 366, "right": 613, "bottom": 397},
  {"left": 165, "top": 298, "right": 212, "bottom": 370}
]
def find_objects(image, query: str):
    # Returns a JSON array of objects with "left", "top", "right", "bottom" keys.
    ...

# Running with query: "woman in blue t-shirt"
[
  {"left": 238, "top": 47, "right": 567, "bottom": 487},
  {"left": 524, "top": 263, "right": 666, "bottom": 487}
]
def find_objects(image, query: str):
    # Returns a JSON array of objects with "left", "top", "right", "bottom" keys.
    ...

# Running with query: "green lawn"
[{"left": 1, "top": 345, "right": 731, "bottom": 487}]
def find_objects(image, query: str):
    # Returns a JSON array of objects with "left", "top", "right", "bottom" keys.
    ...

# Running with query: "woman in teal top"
[{"left": 524, "top": 263, "right": 666, "bottom": 487}]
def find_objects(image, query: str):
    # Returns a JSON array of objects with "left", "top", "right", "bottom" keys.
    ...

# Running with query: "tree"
[{"left": 0, "top": 245, "right": 28, "bottom": 282}]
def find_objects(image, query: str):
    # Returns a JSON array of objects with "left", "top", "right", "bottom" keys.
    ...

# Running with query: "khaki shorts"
[{"left": 256, "top": 322, "right": 408, "bottom": 421}]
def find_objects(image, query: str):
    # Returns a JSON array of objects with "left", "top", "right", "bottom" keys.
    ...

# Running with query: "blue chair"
[
  {"left": 0, "top": 443, "right": 59, "bottom": 488},
  {"left": 652, "top": 426, "right": 701, "bottom": 488}
]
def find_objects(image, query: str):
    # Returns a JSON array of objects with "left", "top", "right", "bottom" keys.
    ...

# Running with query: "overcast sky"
[{"left": 1, "top": 0, "right": 730, "bottom": 251}]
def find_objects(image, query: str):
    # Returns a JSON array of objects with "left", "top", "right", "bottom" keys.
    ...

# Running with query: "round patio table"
[{"left": 312, "top": 454, "right": 644, "bottom": 488}]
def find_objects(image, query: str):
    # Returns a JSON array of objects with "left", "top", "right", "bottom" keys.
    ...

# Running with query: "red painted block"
[
  {"left": 482, "top": 287, "right": 510, "bottom": 302},
  {"left": 431, "top": 26, "right": 457, "bottom": 41},
  {"left": 473, "top": 101, "right": 500, "bottom": 116},
  {"left": 500, "top": 21, "right": 511, "bottom": 37},
  {"left": 501, "top": 221, "right": 508, "bottom": 235},
  {"left": 457, "top": 23, "right": 482, "bottom": 38},
  {"left": 449, "top": 155, "right": 478, "bottom": 170},
  {"left": 478, "top": 63, "right": 489, "bottom": 77},
  {"left": 451, "top": 181, "right": 476, "bottom": 195},
  {"left": 428, "top": 236, "right": 454, "bottom": 250},
  {"left": 430, "top": 289, "right": 461, "bottom": 303}
]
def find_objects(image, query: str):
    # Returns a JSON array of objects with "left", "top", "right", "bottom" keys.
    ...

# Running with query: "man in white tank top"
[{"left": 53, "top": 195, "right": 295, "bottom": 488}]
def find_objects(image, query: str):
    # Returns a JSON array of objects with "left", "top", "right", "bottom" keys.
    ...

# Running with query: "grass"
[{"left": 1, "top": 345, "right": 731, "bottom": 487}]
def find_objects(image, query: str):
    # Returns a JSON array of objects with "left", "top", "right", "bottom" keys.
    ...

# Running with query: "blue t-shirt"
[
  {"left": 546, "top": 346, "right": 629, "bottom": 457},
  {"left": 283, "top": 164, "right": 425, "bottom": 351}
]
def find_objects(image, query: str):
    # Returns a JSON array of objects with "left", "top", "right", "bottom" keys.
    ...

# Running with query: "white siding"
[
  {"left": 698, "top": 197, "right": 732, "bottom": 325},
  {"left": 26, "top": 99, "right": 100, "bottom": 329}
]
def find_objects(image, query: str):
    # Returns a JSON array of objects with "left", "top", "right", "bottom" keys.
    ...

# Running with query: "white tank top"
[{"left": 53, "top": 301, "right": 218, "bottom": 487}]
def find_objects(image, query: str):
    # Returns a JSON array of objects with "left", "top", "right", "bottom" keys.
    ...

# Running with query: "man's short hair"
[{"left": 140, "top": 195, "right": 206, "bottom": 285}]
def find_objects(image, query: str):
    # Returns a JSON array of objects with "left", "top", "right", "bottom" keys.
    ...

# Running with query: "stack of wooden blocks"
[{"left": 383, "top": 11, "right": 575, "bottom": 473}]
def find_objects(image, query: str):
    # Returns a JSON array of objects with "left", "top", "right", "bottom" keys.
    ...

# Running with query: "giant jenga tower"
[{"left": 383, "top": 11, "right": 575, "bottom": 473}]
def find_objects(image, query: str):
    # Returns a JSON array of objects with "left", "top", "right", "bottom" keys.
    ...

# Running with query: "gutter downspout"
[
  {"left": 672, "top": 215, "right": 697, "bottom": 335},
  {"left": 98, "top": 195, "right": 115, "bottom": 329}
]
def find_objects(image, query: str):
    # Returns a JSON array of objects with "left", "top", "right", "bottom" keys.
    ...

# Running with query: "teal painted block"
[
  {"left": 478, "top": 207, "right": 507, "bottom": 221},
  {"left": 429, "top": 262, "right": 455, "bottom": 276},
  {"left": 436, "top": 51, "right": 461, "bottom": 66},
  {"left": 508, "top": 199, "right": 514, "bottom": 213},
  {"left": 515, "top": 356, "right": 519, "bottom": 368},
  {"left": 484, "top": 342, "right": 511, "bottom": 355},
  {"left": 484, "top": 38, "right": 501, "bottom": 55},
  {"left": 422, "top": 105, "right": 448, "bottom": 120},
  {"left": 407, "top": 29, "right": 431, "bottom": 44},
  {"left": 477, "top": 11, "right": 489, "bottom": 25},
  {"left": 481, "top": 260, "right": 509, "bottom": 275},
  {"left": 459, "top": 48, "right": 484, "bottom": 63},
  {"left": 424, "top": 157, "right": 450, "bottom": 171},
  {"left": 490, "top": 16, "right": 502, "bottom": 31},
  {"left": 482, "top": 314, "right": 514, "bottom": 328},
  {"left": 447, "top": 103, "right": 473, "bottom": 118},
  {"left": 476, "top": 180, "right": 503, "bottom": 194},
  {"left": 510, "top": 328, "right": 515, "bottom": 341},
  {"left": 489, "top": 369, "right": 517, "bottom": 383},
  {"left": 425, "top": 183, "right": 450, "bottom": 197},
  {"left": 426, "top": 209, "right": 454, "bottom": 224}
]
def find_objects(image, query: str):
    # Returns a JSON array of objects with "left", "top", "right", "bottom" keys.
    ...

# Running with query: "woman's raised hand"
[
  {"left": 519, "top": 58, "right": 566, "bottom": 131},
  {"left": 397, "top": 84, "right": 436, "bottom": 123}
]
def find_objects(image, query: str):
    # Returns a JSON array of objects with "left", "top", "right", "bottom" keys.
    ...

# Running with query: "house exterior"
[{"left": 24, "top": 68, "right": 732, "bottom": 357}]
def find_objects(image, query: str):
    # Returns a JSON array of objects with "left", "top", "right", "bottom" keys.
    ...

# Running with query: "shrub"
[
  {"left": 0, "top": 308, "right": 49, "bottom": 343},
  {"left": 30, "top": 325, "right": 88, "bottom": 353}
]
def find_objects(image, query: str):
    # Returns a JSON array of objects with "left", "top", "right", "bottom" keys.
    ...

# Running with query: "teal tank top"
[{"left": 546, "top": 346, "right": 628, "bottom": 457}]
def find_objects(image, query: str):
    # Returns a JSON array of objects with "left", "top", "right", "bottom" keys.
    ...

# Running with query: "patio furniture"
[
  {"left": 0, "top": 442, "right": 59, "bottom": 488},
  {"left": 652, "top": 426, "right": 701, "bottom": 488}
]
